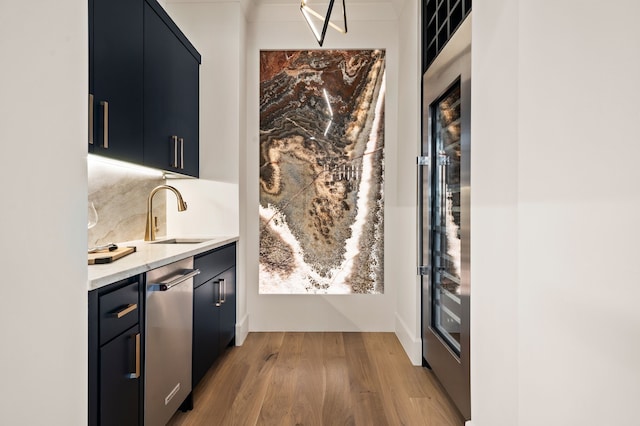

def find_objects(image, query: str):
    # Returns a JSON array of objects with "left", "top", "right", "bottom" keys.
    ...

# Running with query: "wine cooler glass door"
[{"left": 431, "top": 82, "right": 463, "bottom": 355}]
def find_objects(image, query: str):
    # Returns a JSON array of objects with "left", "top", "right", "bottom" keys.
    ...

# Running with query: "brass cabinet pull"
[
  {"left": 89, "top": 94, "right": 94, "bottom": 145},
  {"left": 179, "top": 137, "right": 184, "bottom": 169},
  {"left": 100, "top": 101, "right": 109, "bottom": 148},
  {"left": 171, "top": 135, "right": 178, "bottom": 168},
  {"left": 220, "top": 278, "right": 226, "bottom": 304},
  {"left": 113, "top": 303, "right": 137, "bottom": 319},
  {"left": 215, "top": 280, "right": 222, "bottom": 307},
  {"left": 128, "top": 333, "right": 141, "bottom": 379}
]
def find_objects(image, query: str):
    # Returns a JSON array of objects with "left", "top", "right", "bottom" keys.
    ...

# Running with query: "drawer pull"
[
  {"left": 128, "top": 333, "right": 141, "bottom": 379},
  {"left": 113, "top": 303, "right": 137, "bottom": 319}
]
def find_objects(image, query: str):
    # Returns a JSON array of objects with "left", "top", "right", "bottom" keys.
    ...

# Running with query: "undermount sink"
[{"left": 150, "top": 238, "right": 210, "bottom": 244}]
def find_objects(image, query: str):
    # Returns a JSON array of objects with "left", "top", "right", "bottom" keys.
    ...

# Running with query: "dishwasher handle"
[{"left": 153, "top": 268, "right": 200, "bottom": 291}]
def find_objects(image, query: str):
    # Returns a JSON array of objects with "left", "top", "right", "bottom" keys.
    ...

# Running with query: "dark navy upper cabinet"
[
  {"left": 143, "top": 0, "right": 200, "bottom": 178},
  {"left": 89, "top": 0, "right": 144, "bottom": 162},
  {"left": 89, "top": 0, "right": 200, "bottom": 177}
]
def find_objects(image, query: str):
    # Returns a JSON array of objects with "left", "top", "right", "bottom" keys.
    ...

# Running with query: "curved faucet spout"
[{"left": 144, "top": 185, "right": 188, "bottom": 241}]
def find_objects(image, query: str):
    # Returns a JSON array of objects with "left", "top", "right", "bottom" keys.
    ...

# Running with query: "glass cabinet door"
[{"left": 430, "top": 80, "right": 462, "bottom": 355}]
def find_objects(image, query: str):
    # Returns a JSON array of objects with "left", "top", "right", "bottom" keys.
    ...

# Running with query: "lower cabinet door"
[
  {"left": 218, "top": 267, "right": 236, "bottom": 352},
  {"left": 193, "top": 280, "right": 220, "bottom": 388},
  {"left": 100, "top": 324, "right": 140, "bottom": 426}
]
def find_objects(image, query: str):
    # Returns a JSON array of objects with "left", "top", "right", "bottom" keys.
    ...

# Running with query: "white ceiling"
[{"left": 167, "top": 0, "right": 406, "bottom": 18}]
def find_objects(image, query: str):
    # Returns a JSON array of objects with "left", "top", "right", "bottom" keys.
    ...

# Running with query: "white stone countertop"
[{"left": 88, "top": 235, "right": 238, "bottom": 291}]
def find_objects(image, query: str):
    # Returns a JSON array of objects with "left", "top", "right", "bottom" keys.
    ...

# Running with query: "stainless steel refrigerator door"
[
  {"left": 145, "top": 257, "right": 195, "bottom": 426},
  {"left": 420, "top": 14, "right": 471, "bottom": 421}
]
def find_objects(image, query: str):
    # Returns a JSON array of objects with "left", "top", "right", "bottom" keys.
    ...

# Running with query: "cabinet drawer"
[
  {"left": 99, "top": 280, "right": 140, "bottom": 345},
  {"left": 194, "top": 243, "right": 235, "bottom": 288}
]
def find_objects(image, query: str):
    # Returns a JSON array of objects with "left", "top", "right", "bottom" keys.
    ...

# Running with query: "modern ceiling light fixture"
[{"left": 300, "top": 0, "right": 347, "bottom": 46}]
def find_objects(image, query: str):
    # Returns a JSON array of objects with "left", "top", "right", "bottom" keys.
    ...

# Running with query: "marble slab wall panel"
[
  {"left": 88, "top": 160, "right": 166, "bottom": 247},
  {"left": 259, "top": 50, "right": 386, "bottom": 294}
]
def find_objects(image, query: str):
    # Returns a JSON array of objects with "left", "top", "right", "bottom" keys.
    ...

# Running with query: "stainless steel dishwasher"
[{"left": 145, "top": 257, "right": 199, "bottom": 426}]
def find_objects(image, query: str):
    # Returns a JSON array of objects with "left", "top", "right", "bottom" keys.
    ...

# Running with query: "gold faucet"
[{"left": 144, "top": 185, "right": 188, "bottom": 241}]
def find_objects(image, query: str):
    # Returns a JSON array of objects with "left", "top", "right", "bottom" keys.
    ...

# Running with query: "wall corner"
[
  {"left": 395, "top": 313, "right": 422, "bottom": 365},
  {"left": 235, "top": 313, "right": 249, "bottom": 346}
]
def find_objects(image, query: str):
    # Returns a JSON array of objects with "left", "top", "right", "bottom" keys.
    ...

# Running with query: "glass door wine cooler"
[{"left": 419, "top": 15, "right": 471, "bottom": 420}]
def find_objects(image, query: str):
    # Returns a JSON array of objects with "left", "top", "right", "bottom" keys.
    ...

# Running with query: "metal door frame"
[{"left": 419, "top": 14, "right": 471, "bottom": 421}]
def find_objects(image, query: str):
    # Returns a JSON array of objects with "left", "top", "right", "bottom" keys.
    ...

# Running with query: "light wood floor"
[{"left": 168, "top": 332, "right": 465, "bottom": 426}]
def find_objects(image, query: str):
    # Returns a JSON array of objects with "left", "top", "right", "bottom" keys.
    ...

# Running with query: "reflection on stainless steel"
[{"left": 418, "top": 14, "right": 471, "bottom": 421}]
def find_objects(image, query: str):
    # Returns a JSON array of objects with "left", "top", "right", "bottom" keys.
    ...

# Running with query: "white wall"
[
  {"left": 243, "top": 3, "right": 401, "bottom": 333},
  {"left": 394, "top": 0, "right": 422, "bottom": 364},
  {"left": 470, "top": 1, "right": 519, "bottom": 424},
  {"left": 165, "top": 0, "right": 246, "bottom": 342},
  {"left": 471, "top": 1, "right": 640, "bottom": 425},
  {"left": 0, "top": 0, "right": 88, "bottom": 424}
]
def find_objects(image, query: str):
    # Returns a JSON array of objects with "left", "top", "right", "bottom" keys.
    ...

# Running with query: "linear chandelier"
[{"left": 300, "top": 0, "right": 347, "bottom": 46}]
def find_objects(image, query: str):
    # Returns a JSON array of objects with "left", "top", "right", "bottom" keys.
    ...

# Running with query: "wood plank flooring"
[{"left": 168, "top": 332, "right": 465, "bottom": 426}]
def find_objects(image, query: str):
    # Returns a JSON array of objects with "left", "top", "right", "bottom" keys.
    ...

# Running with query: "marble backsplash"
[{"left": 88, "top": 158, "right": 167, "bottom": 247}]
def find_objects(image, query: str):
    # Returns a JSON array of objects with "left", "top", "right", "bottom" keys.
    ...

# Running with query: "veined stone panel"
[{"left": 259, "top": 49, "right": 385, "bottom": 294}]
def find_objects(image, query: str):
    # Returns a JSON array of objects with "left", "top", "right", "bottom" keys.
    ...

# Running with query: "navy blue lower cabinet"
[
  {"left": 100, "top": 325, "right": 141, "bottom": 426},
  {"left": 193, "top": 279, "right": 222, "bottom": 388},
  {"left": 88, "top": 276, "right": 142, "bottom": 426},
  {"left": 192, "top": 243, "right": 236, "bottom": 389},
  {"left": 218, "top": 267, "right": 236, "bottom": 352}
]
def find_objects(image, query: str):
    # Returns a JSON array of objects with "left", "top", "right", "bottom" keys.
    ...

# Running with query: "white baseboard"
[
  {"left": 394, "top": 313, "right": 422, "bottom": 365},
  {"left": 235, "top": 313, "right": 249, "bottom": 346},
  {"left": 465, "top": 421, "right": 472, "bottom": 426}
]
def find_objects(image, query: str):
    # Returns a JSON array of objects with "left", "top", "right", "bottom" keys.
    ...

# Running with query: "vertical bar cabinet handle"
[
  {"left": 89, "top": 94, "right": 94, "bottom": 145},
  {"left": 128, "top": 333, "right": 141, "bottom": 379},
  {"left": 215, "top": 280, "right": 222, "bottom": 307},
  {"left": 171, "top": 136, "right": 178, "bottom": 168},
  {"left": 179, "top": 137, "right": 184, "bottom": 169},
  {"left": 100, "top": 101, "right": 109, "bottom": 148},
  {"left": 220, "top": 278, "right": 226, "bottom": 304}
]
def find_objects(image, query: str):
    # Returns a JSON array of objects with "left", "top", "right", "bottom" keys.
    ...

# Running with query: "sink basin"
[{"left": 150, "top": 238, "right": 210, "bottom": 244}]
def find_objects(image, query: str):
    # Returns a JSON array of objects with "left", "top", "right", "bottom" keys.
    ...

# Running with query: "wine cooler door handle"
[{"left": 417, "top": 155, "right": 431, "bottom": 277}]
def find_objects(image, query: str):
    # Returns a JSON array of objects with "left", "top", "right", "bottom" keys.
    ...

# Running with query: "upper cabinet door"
[
  {"left": 171, "top": 37, "right": 200, "bottom": 178},
  {"left": 90, "top": 0, "right": 144, "bottom": 162},
  {"left": 143, "top": 1, "right": 200, "bottom": 178}
]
